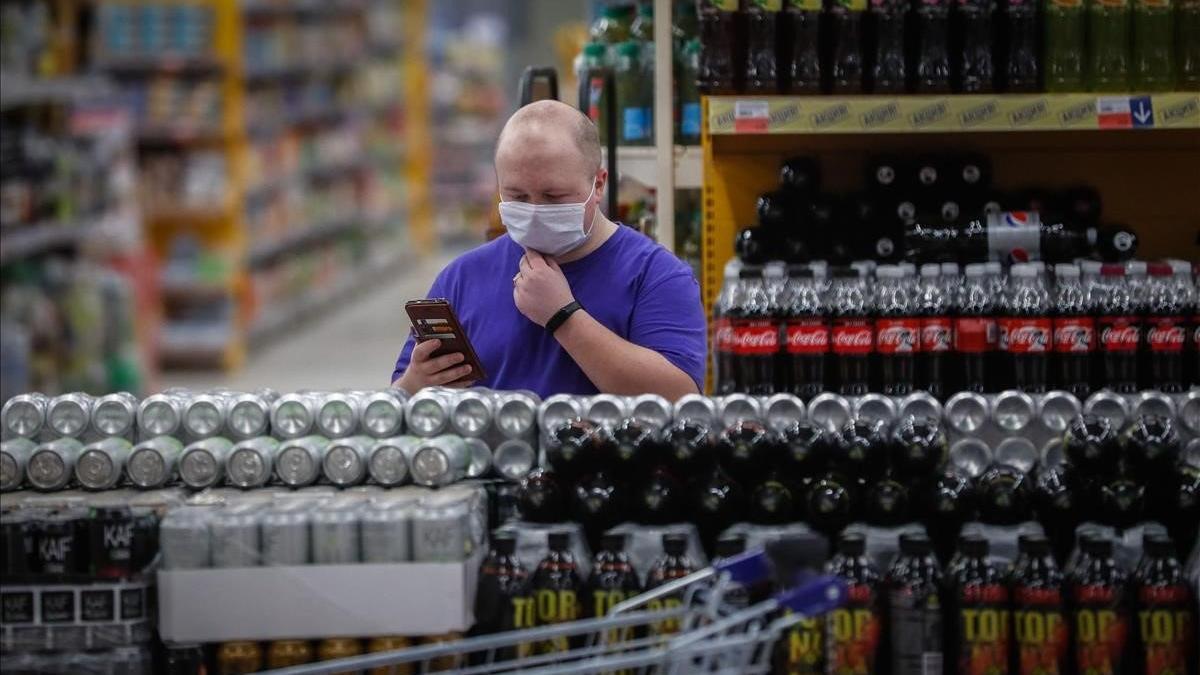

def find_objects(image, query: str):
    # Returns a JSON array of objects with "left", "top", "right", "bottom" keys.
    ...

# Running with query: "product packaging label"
[
  {"left": 1052, "top": 317, "right": 1095, "bottom": 353},
  {"left": 787, "top": 318, "right": 831, "bottom": 354},
  {"left": 920, "top": 318, "right": 953, "bottom": 353},
  {"left": 81, "top": 589, "right": 115, "bottom": 622},
  {"left": 1014, "top": 586, "right": 1069, "bottom": 675},
  {"left": 512, "top": 595, "right": 536, "bottom": 658},
  {"left": 785, "top": 615, "right": 825, "bottom": 674},
  {"left": 826, "top": 585, "right": 881, "bottom": 675},
  {"left": 681, "top": 103, "right": 702, "bottom": 135},
  {"left": 40, "top": 590, "right": 75, "bottom": 623},
  {"left": 833, "top": 319, "right": 874, "bottom": 355},
  {"left": 622, "top": 108, "right": 648, "bottom": 141},
  {"left": 793, "top": 0, "right": 823, "bottom": 9},
  {"left": 752, "top": 0, "right": 784, "bottom": 10},
  {"left": 955, "top": 584, "right": 1010, "bottom": 675},
  {"left": 1098, "top": 317, "right": 1141, "bottom": 353},
  {"left": 731, "top": 319, "right": 780, "bottom": 355},
  {"left": 876, "top": 319, "right": 921, "bottom": 354},
  {"left": 714, "top": 318, "right": 735, "bottom": 353},
  {"left": 533, "top": 588, "right": 580, "bottom": 653},
  {"left": 1073, "top": 585, "right": 1129, "bottom": 675},
  {"left": 837, "top": 0, "right": 869, "bottom": 11},
  {"left": 1050, "top": 0, "right": 1084, "bottom": 7},
  {"left": 587, "top": 77, "right": 605, "bottom": 122},
  {"left": 1135, "top": 584, "right": 1196, "bottom": 674},
  {"left": 1146, "top": 317, "right": 1186, "bottom": 353},
  {"left": 889, "top": 588, "right": 943, "bottom": 675},
  {"left": 1002, "top": 318, "right": 1052, "bottom": 354},
  {"left": 708, "top": 0, "right": 740, "bottom": 11},
  {"left": 954, "top": 318, "right": 997, "bottom": 353}
]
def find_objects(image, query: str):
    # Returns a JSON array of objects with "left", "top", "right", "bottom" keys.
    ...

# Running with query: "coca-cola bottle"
[
  {"left": 1131, "top": 533, "right": 1198, "bottom": 675},
  {"left": 612, "top": 417, "right": 658, "bottom": 477},
  {"left": 660, "top": 419, "right": 716, "bottom": 475},
  {"left": 1178, "top": 261, "right": 1199, "bottom": 388},
  {"left": 733, "top": 266, "right": 779, "bottom": 394},
  {"left": 946, "top": 536, "right": 1010, "bottom": 675},
  {"left": 1094, "top": 264, "right": 1142, "bottom": 393},
  {"left": 636, "top": 466, "right": 685, "bottom": 525},
  {"left": 955, "top": 263, "right": 998, "bottom": 393},
  {"left": 806, "top": 471, "right": 858, "bottom": 536},
  {"left": 829, "top": 0, "right": 868, "bottom": 93},
  {"left": 915, "top": 0, "right": 953, "bottom": 92},
  {"left": 780, "top": 265, "right": 829, "bottom": 400},
  {"left": 547, "top": 420, "right": 607, "bottom": 481},
  {"left": 1001, "top": 263, "right": 1052, "bottom": 394},
  {"left": 716, "top": 419, "right": 780, "bottom": 484},
  {"left": 833, "top": 419, "right": 887, "bottom": 480},
  {"left": 1122, "top": 414, "right": 1180, "bottom": 485},
  {"left": 976, "top": 463, "right": 1034, "bottom": 525},
  {"left": 923, "top": 470, "right": 979, "bottom": 563},
  {"left": 713, "top": 263, "right": 741, "bottom": 394},
  {"left": 874, "top": 265, "right": 920, "bottom": 396},
  {"left": 864, "top": 471, "right": 911, "bottom": 525},
  {"left": 825, "top": 533, "right": 884, "bottom": 674},
  {"left": 916, "top": 264, "right": 953, "bottom": 398},
  {"left": 1010, "top": 535, "right": 1070, "bottom": 675},
  {"left": 1068, "top": 537, "right": 1133, "bottom": 674},
  {"left": 830, "top": 267, "right": 874, "bottom": 395},
  {"left": 1144, "top": 263, "right": 1188, "bottom": 392},
  {"left": 1052, "top": 263, "right": 1095, "bottom": 398},
  {"left": 890, "top": 415, "right": 948, "bottom": 479},
  {"left": 886, "top": 534, "right": 945, "bottom": 675},
  {"left": 749, "top": 470, "right": 801, "bottom": 524},
  {"left": 869, "top": 0, "right": 909, "bottom": 93},
  {"left": 779, "top": 420, "right": 829, "bottom": 477}
]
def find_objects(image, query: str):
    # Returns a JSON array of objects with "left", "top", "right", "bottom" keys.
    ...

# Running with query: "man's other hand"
[
  {"left": 393, "top": 339, "right": 475, "bottom": 394},
  {"left": 514, "top": 249, "right": 575, "bottom": 327}
]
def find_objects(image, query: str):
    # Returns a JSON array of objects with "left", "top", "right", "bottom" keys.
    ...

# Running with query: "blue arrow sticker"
[{"left": 1131, "top": 96, "right": 1155, "bottom": 128}]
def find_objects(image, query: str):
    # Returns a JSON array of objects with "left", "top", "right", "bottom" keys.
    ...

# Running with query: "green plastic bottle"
[
  {"left": 1044, "top": 0, "right": 1087, "bottom": 91},
  {"left": 591, "top": 4, "right": 633, "bottom": 64},
  {"left": 1133, "top": 0, "right": 1176, "bottom": 90},
  {"left": 1181, "top": 0, "right": 1200, "bottom": 90},
  {"left": 631, "top": 3, "right": 655, "bottom": 144},
  {"left": 678, "top": 38, "right": 702, "bottom": 144},
  {"left": 1088, "top": 0, "right": 1133, "bottom": 91},
  {"left": 579, "top": 42, "right": 610, "bottom": 144},
  {"left": 615, "top": 41, "right": 651, "bottom": 146}
]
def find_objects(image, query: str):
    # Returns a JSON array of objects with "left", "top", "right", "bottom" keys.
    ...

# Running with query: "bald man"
[{"left": 391, "top": 100, "right": 705, "bottom": 398}]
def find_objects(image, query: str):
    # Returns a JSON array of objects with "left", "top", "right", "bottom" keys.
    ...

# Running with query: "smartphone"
[{"left": 404, "top": 299, "right": 487, "bottom": 381}]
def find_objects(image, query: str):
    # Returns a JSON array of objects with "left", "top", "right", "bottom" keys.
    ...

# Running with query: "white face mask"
[{"left": 499, "top": 183, "right": 598, "bottom": 256}]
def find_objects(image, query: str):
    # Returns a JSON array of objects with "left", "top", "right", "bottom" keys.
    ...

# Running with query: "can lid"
[
  {"left": 898, "top": 262, "right": 916, "bottom": 276},
  {"left": 919, "top": 263, "right": 940, "bottom": 278},
  {"left": 940, "top": 262, "right": 959, "bottom": 275},
  {"left": 875, "top": 264, "right": 903, "bottom": 279},
  {"left": 1011, "top": 263, "right": 1036, "bottom": 278},
  {"left": 1054, "top": 263, "right": 1080, "bottom": 278},
  {"left": 985, "top": 261, "right": 1002, "bottom": 274},
  {"left": 837, "top": 533, "right": 866, "bottom": 556}
]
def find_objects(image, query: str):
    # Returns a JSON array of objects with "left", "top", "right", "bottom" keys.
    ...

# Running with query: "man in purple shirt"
[{"left": 392, "top": 100, "right": 705, "bottom": 399}]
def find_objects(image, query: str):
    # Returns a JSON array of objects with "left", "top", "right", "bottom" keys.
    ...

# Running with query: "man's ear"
[{"left": 594, "top": 169, "right": 608, "bottom": 200}]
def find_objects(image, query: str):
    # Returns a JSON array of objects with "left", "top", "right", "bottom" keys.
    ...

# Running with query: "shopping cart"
[{"left": 257, "top": 543, "right": 846, "bottom": 675}]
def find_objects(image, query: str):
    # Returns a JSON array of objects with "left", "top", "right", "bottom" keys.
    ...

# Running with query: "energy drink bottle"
[
  {"left": 886, "top": 533, "right": 944, "bottom": 675},
  {"left": 587, "top": 532, "right": 643, "bottom": 651},
  {"left": 784, "top": 0, "right": 822, "bottom": 93},
  {"left": 1069, "top": 537, "right": 1132, "bottom": 675},
  {"left": 475, "top": 533, "right": 532, "bottom": 659},
  {"left": 824, "top": 533, "right": 883, "bottom": 674},
  {"left": 531, "top": 532, "right": 583, "bottom": 654},
  {"left": 646, "top": 533, "right": 697, "bottom": 636},
  {"left": 1011, "top": 534, "right": 1069, "bottom": 675},
  {"left": 1131, "top": 533, "right": 1197, "bottom": 675},
  {"left": 946, "top": 536, "right": 1010, "bottom": 674}
]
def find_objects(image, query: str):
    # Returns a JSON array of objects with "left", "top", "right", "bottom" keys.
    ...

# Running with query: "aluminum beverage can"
[
  {"left": 719, "top": 393, "right": 762, "bottom": 427},
  {"left": 27, "top": 438, "right": 84, "bottom": 491},
  {"left": 211, "top": 503, "right": 262, "bottom": 567},
  {"left": 1036, "top": 391, "right": 1081, "bottom": 434},
  {"left": 944, "top": 392, "right": 990, "bottom": 434},
  {"left": 1132, "top": 390, "right": 1176, "bottom": 420},
  {"left": 412, "top": 499, "right": 472, "bottom": 561},
  {"left": 266, "top": 640, "right": 313, "bottom": 668},
  {"left": 160, "top": 507, "right": 214, "bottom": 569},
  {"left": 899, "top": 391, "right": 943, "bottom": 423},
  {"left": 317, "top": 391, "right": 363, "bottom": 438},
  {"left": 136, "top": 393, "right": 186, "bottom": 438},
  {"left": 260, "top": 500, "right": 311, "bottom": 566},
  {"left": 322, "top": 435, "right": 373, "bottom": 486},
  {"left": 2, "top": 393, "right": 48, "bottom": 438},
  {"left": 271, "top": 392, "right": 319, "bottom": 439},
  {"left": 367, "top": 435, "right": 416, "bottom": 487},
  {"left": 808, "top": 392, "right": 852, "bottom": 432},
  {"left": 47, "top": 393, "right": 94, "bottom": 439},
  {"left": 763, "top": 393, "right": 806, "bottom": 433},
  {"left": 451, "top": 390, "right": 494, "bottom": 437},
  {"left": 361, "top": 502, "right": 412, "bottom": 562},
  {"left": 411, "top": 435, "right": 469, "bottom": 487},
  {"left": 75, "top": 438, "right": 132, "bottom": 490},
  {"left": 276, "top": 435, "right": 329, "bottom": 487},
  {"left": 361, "top": 389, "right": 407, "bottom": 438},
  {"left": 493, "top": 390, "right": 539, "bottom": 439},
  {"left": 126, "top": 436, "right": 183, "bottom": 489},
  {"left": 539, "top": 394, "right": 584, "bottom": 434},
  {"left": 853, "top": 393, "right": 898, "bottom": 427},
  {"left": 316, "top": 639, "right": 362, "bottom": 664},
  {"left": 90, "top": 392, "right": 138, "bottom": 439},
  {"left": 630, "top": 393, "right": 672, "bottom": 430},
  {"left": 493, "top": 438, "right": 537, "bottom": 481},
  {"left": 1083, "top": 391, "right": 1130, "bottom": 431},
  {"left": 216, "top": 641, "right": 263, "bottom": 674},
  {"left": 992, "top": 390, "right": 1036, "bottom": 433},
  {"left": 226, "top": 393, "right": 271, "bottom": 440},
  {"left": 226, "top": 437, "right": 279, "bottom": 488},
  {"left": 585, "top": 394, "right": 628, "bottom": 428},
  {"left": 179, "top": 437, "right": 233, "bottom": 490},
  {"left": 311, "top": 506, "right": 361, "bottom": 564},
  {"left": 463, "top": 437, "right": 493, "bottom": 478},
  {"left": 405, "top": 389, "right": 451, "bottom": 436},
  {"left": 1179, "top": 390, "right": 1200, "bottom": 436},
  {"left": 994, "top": 437, "right": 1039, "bottom": 474},
  {"left": 366, "top": 636, "right": 412, "bottom": 674},
  {"left": 949, "top": 439, "right": 993, "bottom": 479},
  {"left": 182, "top": 393, "right": 229, "bottom": 439},
  {"left": 1, "top": 438, "right": 35, "bottom": 491}
]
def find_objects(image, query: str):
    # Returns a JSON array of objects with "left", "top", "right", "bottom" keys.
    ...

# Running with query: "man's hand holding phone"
[{"left": 393, "top": 339, "right": 476, "bottom": 394}]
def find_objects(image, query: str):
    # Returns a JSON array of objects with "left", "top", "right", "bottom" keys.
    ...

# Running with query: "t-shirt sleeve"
[
  {"left": 391, "top": 270, "right": 451, "bottom": 384},
  {"left": 629, "top": 266, "right": 708, "bottom": 391}
]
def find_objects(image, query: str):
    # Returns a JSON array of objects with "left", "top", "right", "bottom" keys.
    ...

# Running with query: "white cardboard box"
[{"left": 157, "top": 552, "right": 481, "bottom": 642}]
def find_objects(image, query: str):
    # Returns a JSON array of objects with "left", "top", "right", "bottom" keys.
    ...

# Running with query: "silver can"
[
  {"left": 179, "top": 437, "right": 233, "bottom": 490},
  {"left": 763, "top": 394, "right": 806, "bottom": 433},
  {"left": 808, "top": 393, "right": 852, "bottom": 432},
  {"left": 995, "top": 437, "right": 1039, "bottom": 474},
  {"left": 944, "top": 392, "right": 991, "bottom": 434},
  {"left": 629, "top": 394, "right": 672, "bottom": 430},
  {"left": 127, "top": 436, "right": 184, "bottom": 489},
  {"left": 311, "top": 506, "right": 361, "bottom": 564},
  {"left": 210, "top": 504, "right": 262, "bottom": 567},
  {"left": 275, "top": 435, "right": 329, "bottom": 487},
  {"left": 450, "top": 390, "right": 494, "bottom": 438},
  {"left": 75, "top": 438, "right": 132, "bottom": 490},
  {"left": 405, "top": 389, "right": 451, "bottom": 437},
  {"left": 539, "top": 394, "right": 584, "bottom": 435},
  {"left": 992, "top": 390, "right": 1036, "bottom": 433},
  {"left": 585, "top": 394, "right": 628, "bottom": 428},
  {"left": 90, "top": 393, "right": 139, "bottom": 438},
  {"left": 410, "top": 435, "right": 469, "bottom": 487},
  {"left": 1040, "top": 438, "right": 1067, "bottom": 470},
  {"left": 1083, "top": 391, "right": 1130, "bottom": 431},
  {"left": 260, "top": 501, "right": 311, "bottom": 566},
  {"left": 27, "top": 438, "right": 84, "bottom": 490},
  {"left": 2, "top": 393, "right": 48, "bottom": 438},
  {"left": 898, "top": 392, "right": 942, "bottom": 423},
  {"left": 1, "top": 438, "right": 35, "bottom": 491},
  {"left": 361, "top": 390, "right": 406, "bottom": 438},
  {"left": 1132, "top": 390, "right": 1176, "bottom": 420},
  {"left": 719, "top": 394, "right": 762, "bottom": 427},
  {"left": 1037, "top": 391, "right": 1081, "bottom": 434},
  {"left": 183, "top": 393, "right": 228, "bottom": 439},
  {"left": 360, "top": 503, "right": 412, "bottom": 562},
  {"left": 47, "top": 393, "right": 94, "bottom": 438},
  {"left": 1182, "top": 438, "right": 1200, "bottom": 469},
  {"left": 412, "top": 500, "right": 472, "bottom": 562},
  {"left": 254, "top": 387, "right": 281, "bottom": 404},
  {"left": 317, "top": 392, "right": 363, "bottom": 438},
  {"left": 226, "top": 393, "right": 271, "bottom": 440},
  {"left": 136, "top": 393, "right": 186, "bottom": 438},
  {"left": 271, "top": 392, "right": 319, "bottom": 440},
  {"left": 493, "top": 439, "right": 537, "bottom": 481},
  {"left": 463, "top": 438, "right": 493, "bottom": 478},
  {"left": 159, "top": 507, "right": 214, "bottom": 569},
  {"left": 322, "top": 435, "right": 373, "bottom": 486},
  {"left": 1179, "top": 390, "right": 1200, "bottom": 436},
  {"left": 226, "top": 437, "right": 279, "bottom": 489},
  {"left": 948, "top": 438, "right": 992, "bottom": 478},
  {"left": 672, "top": 394, "right": 717, "bottom": 426},
  {"left": 853, "top": 394, "right": 898, "bottom": 428},
  {"left": 493, "top": 391, "right": 539, "bottom": 439},
  {"left": 367, "top": 436, "right": 417, "bottom": 487}
]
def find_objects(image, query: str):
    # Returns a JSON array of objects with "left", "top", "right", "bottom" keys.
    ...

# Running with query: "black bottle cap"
[
  {"left": 958, "top": 534, "right": 988, "bottom": 558},
  {"left": 1142, "top": 533, "right": 1175, "bottom": 558},
  {"left": 1081, "top": 536, "right": 1113, "bottom": 557},
  {"left": 738, "top": 265, "right": 763, "bottom": 279},
  {"left": 838, "top": 533, "right": 866, "bottom": 557},
  {"left": 602, "top": 533, "right": 627, "bottom": 554},
  {"left": 663, "top": 533, "right": 688, "bottom": 556},
  {"left": 716, "top": 534, "right": 747, "bottom": 559},
  {"left": 786, "top": 264, "right": 813, "bottom": 278},
  {"left": 493, "top": 533, "right": 517, "bottom": 556},
  {"left": 1018, "top": 534, "right": 1051, "bottom": 556},
  {"left": 548, "top": 532, "right": 571, "bottom": 552},
  {"left": 899, "top": 533, "right": 932, "bottom": 555}
]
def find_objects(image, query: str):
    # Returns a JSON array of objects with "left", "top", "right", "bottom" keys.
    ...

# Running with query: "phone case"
[{"left": 404, "top": 299, "right": 487, "bottom": 381}]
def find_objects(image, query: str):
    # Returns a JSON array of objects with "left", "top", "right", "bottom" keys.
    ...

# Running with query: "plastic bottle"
[
  {"left": 886, "top": 533, "right": 944, "bottom": 675},
  {"left": 578, "top": 43, "right": 610, "bottom": 145},
  {"left": 698, "top": 0, "right": 741, "bottom": 93},
  {"left": 744, "top": 0, "right": 782, "bottom": 92},
  {"left": 915, "top": 0, "right": 953, "bottom": 92},
  {"left": 646, "top": 534, "right": 698, "bottom": 635},
  {"left": 475, "top": 533, "right": 533, "bottom": 659},
  {"left": 586, "top": 533, "right": 643, "bottom": 625},
  {"left": 946, "top": 536, "right": 1010, "bottom": 675},
  {"left": 825, "top": 533, "right": 884, "bottom": 674},
  {"left": 630, "top": 3, "right": 655, "bottom": 143},
  {"left": 1010, "top": 535, "right": 1070, "bottom": 675},
  {"left": 1144, "top": 262, "right": 1188, "bottom": 392},
  {"left": 531, "top": 532, "right": 583, "bottom": 654},
  {"left": 916, "top": 264, "right": 952, "bottom": 399},
  {"left": 592, "top": 4, "right": 633, "bottom": 63},
  {"left": 713, "top": 263, "right": 742, "bottom": 394},
  {"left": 1131, "top": 534, "right": 1198, "bottom": 675},
  {"left": 1180, "top": 0, "right": 1200, "bottom": 90},
  {"left": 874, "top": 265, "right": 919, "bottom": 396},
  {"left": 1051, "top": 264, "right": 1095, "bottom": 398},
  {"left": 1133, "top": 0, "right": 1176, "bottom": 90},
  {"left": 955, "top": 0, "right": 997, "bottom": 92},
  {"left": 1088, "top": 0, "right": 1133, "bottom": 91},
  {"left": 785, "top": 0, "right": 822, "bottom": 93},
  {"left": 830, "top": 0, "right": 869, "bottom": 93},
  {"left": 1043, "top": 0, "right": 1087, "bottom": 91},
  {"left": 954, "top": 264, "right": 998, "bottom": 393},
  {"left": 780, "top": 265, "right": 829, "bottom": 400},
  {"left": 870, "top": 0, "right": 909, "bottom": 93},
  {"left": 1094, "top": 265, "right": 1141, "bottom": 393},
  {"left": 677, "top": 39, "right": 702, "bottom": 144},
  {"left": 1069, "top": 537, "right": 1132, "bottom": 674},
  {"left": 1001, "top": 263, "right": 1052, "bottom": 394},
  {"left": 614, "top": 41, "right": 652, "bottom": 146},
  {"left": 1001, "top": 0, "right": 1040, "bottom": 91}
]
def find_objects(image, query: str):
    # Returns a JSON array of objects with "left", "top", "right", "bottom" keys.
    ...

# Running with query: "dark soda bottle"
[
  {"left": 915, "top": 0, "right": 953, "bottom": 92},
  {"left": 571, "top": 472, "right": 627, "bottom": 546},
  {"left": 660, "top": 419, "right": 716, "bottom": 475},
  {"left": 922, "top": 470, "right": 979, "bottom": 562},
  {"left": 729, "top": 266, "right": 778, "bottom": 395},
  {"left": 917, "top": 264, "right": 953, "bottom": 399},
  {"left": 781, "top": 265, "right": 829, "bottom": 400},
  {"left": 1165, "top": 464, "right": 1200, "bottom": 558},
  {"left": 785, "top": 0, "right": 822, "bottom": 92},
  {"left": 890, "top": 415, "right": 948, "bottom": 479},
  {"left": 519, "top": 468, "right": 568, "bottom": 524},
  {"left": 954, "top": 0, "right": 997, "bottom": 91},
  {"left": 716, "top": 419, "right": 779, "bottom": 483},
  {"left": 745, "top": 0, "right": 781, "bottom": 93},
  {"left": 1010, "top": 535, "right": 1070, "bottom": 675},
  {"left": 829, "top": 0, "right": 869, "bottom": 92},
  {"left": 824, "top": 533, "right": 885, "bottom": 674},
  {"left": 749, "top": 470, "right": 801, "bottom": 524},
  {"left": 546, "top": 420, "right": 603, "bottom": 481},
  {"left": 806, "top": 471, "right": 859, "bottom": 536},
  {"left": 1131, "top": 533, "right": 1198, "bottom": 675},
  {"left": 946, "top": 536, "right": 1010, "bottom": 674},
  {"left": 778, "top": 420, "right": 830, "bottom": 477},
  {"left": 531, "top": 532, "right": 583, "bottom": 654},
  {"left": 1069, "top": 537, "right": 1132, "bottom": 674},
  {"left": 1052, "top": 264, "right": 1095, "bottom": 399},
  {"left": 1000, "top": 0, "right": 1039, "bottom": 91},
  {"left": 713, "top": 264, "right": 740, "bottom": 394},
  {"left": 956, "top": 263, "right": 999, "bottom": 393},
  {"left": 831, "top": 268, "right": 874, "bottom": 396},
  {"left": 1121, "top": 414, "right": 1180, "bottom": 484},
  {"left": 869, "top": 0, "right": 909, "bottom": 92},
  {"left": 636, "top": 466, "right": 686, "bottom": 525},
  {"left": 1097, "top": 474, "right": 1146, "bottom": 528},
  {"left": 976, "top": 463, "right": 1034, "bottom": 525},
  {"left": 690, "top": 467, "right": 747, "bottom": 550},
  {"left": 1033, "top": 463, "right": 1090, "bottom": 564},
  {"left": 1001, "top": 263, "right": 1053, "bottom": 394},
  {"left": 646, "top": 533, "right": 698, "bottom": 635},
  {"left": 611, "top": 417, "right": 658, "bottom": 477},
  {"left": 832, "top": 419, "right": 886, "bottom": 480},
  {"left": 586, "top": 533, "right": 642, "bottom": 624},
  {"left": 475, "top": 533, "right": 533, "bottom": 659},
  {"left": 1063, "top": 414, "right": 1121, "bottom": 479},
  {"left": 874, "top": 265, "right": 919, "bottom": 396},
  {"left": 1095, "top": 264, "right": 1142, "bottom": 393},
  {"left": 698, "top": 0, "right": 742, "bottom": 93},
  {"left": 886, "top": 533, "right": 945, "bottom": 675},
  {"left": 863, "top": 472, "right": 912, "bottom": 525},
  {"left": 1144, "top": 263, "right": 1188, "bottom": 392}
]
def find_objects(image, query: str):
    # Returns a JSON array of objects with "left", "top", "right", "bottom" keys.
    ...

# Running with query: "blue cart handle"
[
  {"left": 712, "top": 548, "right": 772, "bottom": 585},
  {"left": 774, "top": 574, "right": 847, "bottom": 616}
]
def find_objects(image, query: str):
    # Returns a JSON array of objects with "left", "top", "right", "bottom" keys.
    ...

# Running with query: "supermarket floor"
[{"left": 163, "top": 247, "right": 464, "bottom": 393}]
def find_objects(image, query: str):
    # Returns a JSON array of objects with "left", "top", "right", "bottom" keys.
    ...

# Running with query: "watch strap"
[{"left": 546, "top": 301, "right": 582, "bottom": 334}]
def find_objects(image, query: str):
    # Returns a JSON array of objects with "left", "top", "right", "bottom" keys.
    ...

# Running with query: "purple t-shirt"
[{"left": 392, "top": 227, "right": 706, "bottom": 397}]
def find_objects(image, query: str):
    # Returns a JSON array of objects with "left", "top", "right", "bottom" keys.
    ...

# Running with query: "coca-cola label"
[
  {"left": 1098, "top": 317, "right": 1141, "bottom": 353},
  {"left": 714, "top": 318, "right": 735, "bottom": 353},
  {"left": 731, "top": 320, "right": 779, "bottom": 356},
  {"left": 1146, "top": 317, "right": 1186, "bottom": 353},
  {"left": 955, "top": 318, "right": 997, "bottom": 354},
  {"left": 786, "top": 318, "right": 830, "bottom": 355},
  {"left": 875, "top": 319, "right": 920, "bottom": 354},
  {"left": 1001, "top": 318, "right": 1052, "bottom": 354},
  {"left": 920, "top": 318, "right": 952, "bottom": 353},
  {"left": 1053, "top": 317, "right": 1094, "bottom": 353},
  {"left": 833, "top": 319, "right": 874, "bottom": 355}
]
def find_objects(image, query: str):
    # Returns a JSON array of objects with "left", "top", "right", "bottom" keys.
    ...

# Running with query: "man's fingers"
[
  {"left": 519, "top": 255, "right": 532, "bottom": 273},
  {"left": 411, "top": 338, "right": 441, "bottom": 360},
  {"left": 524, "top": 249, "right": 549, "bottom": 269},
  {"left": 421, "top": 352, "right": 465, "bottom": 373},
  {"left": 445, "top": 379, "right": 477, "bottom": 389},
  {"left": 429, "top": 364, "right": 474, "bottom": 385}
]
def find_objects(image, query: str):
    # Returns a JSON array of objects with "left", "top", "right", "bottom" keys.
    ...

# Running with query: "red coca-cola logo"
[
  {"left": 832, "top": 321, "right": 873, "bottom": 355},
  {"left": 875, "top": 319, "right": 919, "bottom": 354},
  {"left": 920, "top": 319, "right": 952, "bottom": 352},
  {"left": 731, "top": 322, "right": 779, "bottom": 356},
  {"left": 786, "top": 320, "right": 829, "bottom": 355},
  {"left": 1147, "top": 318, "right": 1186, "bottom": 353},
  {"left": 714, "top": 320, "right": 735, "bottom": 351},
  {"left": 1099, "top": 318, "right": 1141, "bottom": 353},
  {"left": 1053, "top": 318, "right": 1094, "bottom": 353},
  {"left": 1005, "top": 319, "right": 1051, "bottom": 354}
]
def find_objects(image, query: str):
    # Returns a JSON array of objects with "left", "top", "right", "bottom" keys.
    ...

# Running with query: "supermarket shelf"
[
  {"left": 145, "top": 202, "right": 237, "bottom": 226},
  {"left": 137, "top": 127, "right": 229, "bottom": 145},
  {"left": 96, "top": 55, "right": 224, "bottom": 77},
  {"left": 247, "top": 217, "right": 362, "bottom": 267},
  {"left": 244, "top": 158, "right": 370, "bottom": 201},
  {"left": 604, "top": 145, "right": 703, "bottom": 190},
  {"left": 0, "top": 72, "right": 114, "bottom": 109},
  {"left": 240, "top": 0, "right": 366, "bottom": 18},
  {"left": 707, "top": 93, "right": 1200, "bottom": 135},
  {"left": 0, "top": 220, "right": 98, "bottom": 264},
  {"left": 161, "top": 280, "right": 236, "bottom": 301},
  {"left": 243, "top": 59, "right": 358, "bottom": 83}
]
